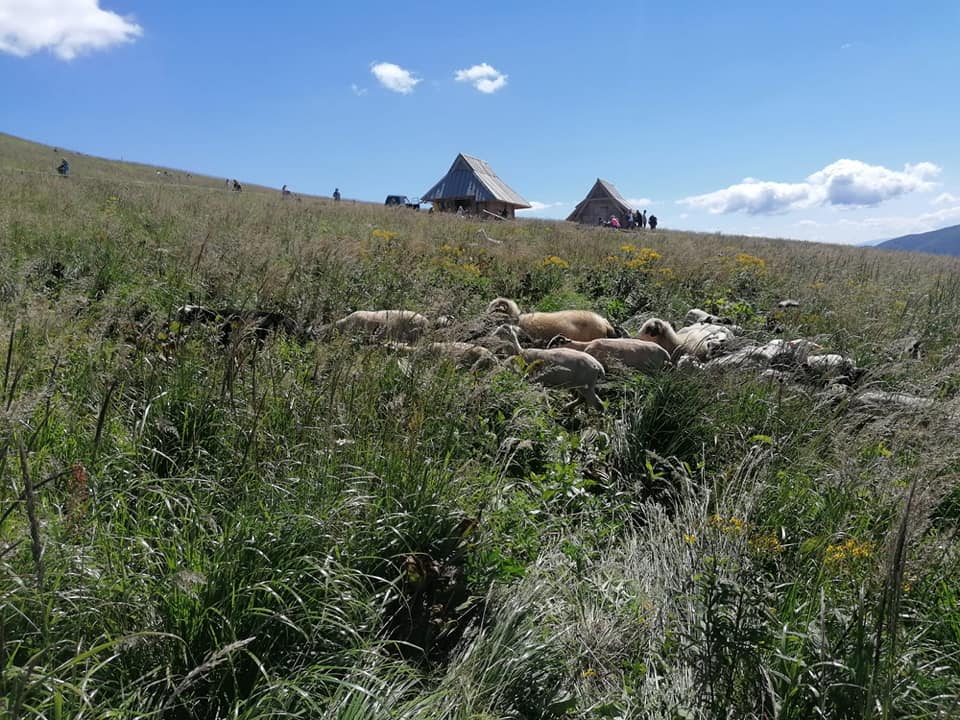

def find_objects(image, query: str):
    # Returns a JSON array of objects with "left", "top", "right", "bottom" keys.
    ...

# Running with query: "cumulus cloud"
[
  {"left": 454, "top": 63, "right": 507, "bottom": 93},
  {"left": 626, "top": 197, "right": 654, "bottom": 208},
  {"left": 370, "top": 62, "right": 420, "bottom": 94},
  {"left": 680, "top": 159, "right": 940, "bottom": 215},
  {"left": 932, "top": 192, "right": 958, "bottom": 206},
  {"left": 0, "top": 0, "right": 142, "bottom": 60}
]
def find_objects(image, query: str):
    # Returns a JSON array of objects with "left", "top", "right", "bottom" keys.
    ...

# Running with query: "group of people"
[{"left": 601, "top": 209, "right": 657, "bottom": 230}]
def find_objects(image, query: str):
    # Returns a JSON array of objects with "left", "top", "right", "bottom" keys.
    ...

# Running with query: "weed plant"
[{"left": 1, "top": 150, "right": 960, "bottom": 718}]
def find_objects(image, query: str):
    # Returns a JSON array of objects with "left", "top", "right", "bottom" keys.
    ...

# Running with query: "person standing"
[
  {"left": 333, "top": 188, "right": 341, "bottom": 201},
  {"left": 649, "top": 214, "right": 658, "bottom": 230}
]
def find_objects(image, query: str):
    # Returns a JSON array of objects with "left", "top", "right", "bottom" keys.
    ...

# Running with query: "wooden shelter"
[
  {"left": 566, "top": 178, "right": 635, "bottom": 225},
  {"left": 422, "top": 153, "right": 531, "bottom": 218}
]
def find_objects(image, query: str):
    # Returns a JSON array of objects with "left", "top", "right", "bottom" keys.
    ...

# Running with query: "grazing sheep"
[
  {"left": 486, "top": 297, "right": 619, "bottom": 344},
  {"left": 547, "top": 335, "right": 672, "bottom": 374},
  {"left": 851, "top": 390, "right": 934, "bottom": 413},
  {"left": 390, "top": 340, "right": 498, "bottom": 372},
  {"left": 174, "top": 304, "right": 297, "bottom": 344},
  {"left": 684, "top": 308, "right": 733, "bottom": 326},
  {"left": 495, "top": 324, "right": 605, "bottom": 411},
  {"left": 638, "top": 318, "right": 730, "bottom": 361},
  {"left": 333, "top": 310, "right": 429, "bottom": 343}
]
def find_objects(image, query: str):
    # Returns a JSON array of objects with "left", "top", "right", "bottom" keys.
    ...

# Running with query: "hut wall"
[{"left": 576, "top": 200, "right": 628, "bottom": 225}]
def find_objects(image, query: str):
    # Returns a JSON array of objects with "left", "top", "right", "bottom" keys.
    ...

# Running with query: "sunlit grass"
[{"left": 1, "top": 147, "right": 960, "bottom": 718}]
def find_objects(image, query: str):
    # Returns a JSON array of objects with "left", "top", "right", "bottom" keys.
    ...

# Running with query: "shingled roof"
[
  {"left": 566, "top": 178, "right": 634, "bottom": 223},
  {"left": 422, "top": 153, "right": 531, "bottom": 208}
]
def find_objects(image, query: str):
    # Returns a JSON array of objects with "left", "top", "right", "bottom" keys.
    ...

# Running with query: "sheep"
[
  {"left": 684, "top": 308, "right": 733, "bottom": 326},
  {"left": 486, "top": 297, "right": 619, "bottom": 344},
  {"left": 494, "top": 324, "right": 605, "bottom": 411},
  {"left": 388, "top": 340, "right": 499, "bottom": 372},
  {"left": 173, "top": 304, "right": 297, "bottom": 344},
  {"left": 547, "top": 335, "right": 672, "bottom": 374},
  {"left": 333, "top": 310, "right": 429, "bottom": 343},
  {"left": 638, "top": 318, "right": 730, "bottom": 361}
]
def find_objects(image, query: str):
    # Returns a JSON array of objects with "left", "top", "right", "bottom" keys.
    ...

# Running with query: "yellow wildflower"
[
  {"left": 541, "top": 255, "right": 570, "bottom": 269},
  {"left": 735, "top": 252, "right": 766, "bottom": 271},
  {"left": 826, "top": 538, "right": 872, "bottom": 564}
]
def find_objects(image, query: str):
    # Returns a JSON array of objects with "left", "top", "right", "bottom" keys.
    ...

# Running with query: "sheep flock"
[{"left": 172, "top": 296, "right": 939, "bottom": 417}]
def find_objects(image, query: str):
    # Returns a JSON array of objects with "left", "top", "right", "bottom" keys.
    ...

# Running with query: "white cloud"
[
  {"left": 370, "top": 62, "right": 420, "bottom": 94},
  {"left": 791, "top": 203, "right": 960, "bottom": 245},
  {"left": 841, "top": 42, "right": 853, "bottom": 50},
  {"left": 932, "top": 192, "right": 958, "bottom": 206},
  {"left": 350, "top": 83, "right": 367, "bottom": 96},
  {"left": 680, "top": 159, "right": 940, "bottom": 215},
  {"left": 810, "top": 159, "right": 939, "bottom": 206},
  {"left": 626, "top": 197, "right": 654, "bottom": 208},
  {"left": 518, "top": 200, "right": 565, "bottom": 212},
  {"left": 0, "top": 0, "right": 142, "bottom": 60},
  {"left": 454, "top": 63, "right": 507, "bottom": 93}
]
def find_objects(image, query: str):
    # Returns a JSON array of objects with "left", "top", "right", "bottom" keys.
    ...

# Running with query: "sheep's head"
[
  {"left": 492, "top": 323, "right": 519, "bottom": 341},
  {"left": 639, "top": 318, "right": 666, "bottom": 338},
  {"left": 486, "top": 297, "right": 521, "bottom": 320}
]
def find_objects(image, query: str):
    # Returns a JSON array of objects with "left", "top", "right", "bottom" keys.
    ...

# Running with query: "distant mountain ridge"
[{"left": 876, "top": 224, "right": 960, "bottom": 256}]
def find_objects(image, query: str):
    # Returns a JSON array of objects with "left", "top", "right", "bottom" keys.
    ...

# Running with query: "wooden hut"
[
  {"left": 422, "top": 153, "right": 531, "bottom": 218},
  {"left": 566, "top": 178, "right": 634, "bottom": 225}
]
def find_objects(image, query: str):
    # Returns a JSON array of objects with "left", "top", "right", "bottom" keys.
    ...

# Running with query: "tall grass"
[{"left": 1, "top": 162, "right": 959, "bottom": 718}]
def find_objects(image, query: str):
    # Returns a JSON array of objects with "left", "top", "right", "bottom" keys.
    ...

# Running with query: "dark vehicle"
[{"left": 385, "top": 195, "right": 420, "bottom": 210}]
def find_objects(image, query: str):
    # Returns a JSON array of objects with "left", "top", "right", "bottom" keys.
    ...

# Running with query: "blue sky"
[{"left": 2, "top": 1, "right": 959, "bottom": 244}]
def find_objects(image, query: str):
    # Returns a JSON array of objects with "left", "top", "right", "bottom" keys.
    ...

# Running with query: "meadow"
[{"left": 1, "top": 147, "right": 960, "bottom": 719}]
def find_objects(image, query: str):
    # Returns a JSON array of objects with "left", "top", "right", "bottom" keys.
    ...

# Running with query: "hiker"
[
  {"left": 649, "top": 214, "right": 658, "bottom": 230},
  {"left": 281, "top": 184, "right": 292, "bottom": 197},
  {"left": 333, "top": 188, "right": 341, "bottom": 201},
  {"left": 608, "top": 215, "right": 621, "bottom": 229},
  {"left": 641, "top": 210, "right": 647, "bottom": 229},
  {"left": 232, "top": 180, "right": 242, "bottom": 192},
  {"left": 57, "top": 158, "right": 70, "bottom": 176}
]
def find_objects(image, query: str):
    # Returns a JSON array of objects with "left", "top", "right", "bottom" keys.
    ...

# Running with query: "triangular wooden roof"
[
  {"left": 566, "top": 178, "right": 633, "bottom": 222},
  {"left": 422, "top": 153, "right": 531, "bottom": 208}
]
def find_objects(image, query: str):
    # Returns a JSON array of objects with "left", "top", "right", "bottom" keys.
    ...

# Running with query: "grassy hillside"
[
  {"left": 878, "top": 223, "right": 960, "bottom": 257},
  {"left": 2, "top": 143, "right": 960, "bottom": 719},
  {"left": 0, "top": 131, "right": 284, "bottom": 195}
]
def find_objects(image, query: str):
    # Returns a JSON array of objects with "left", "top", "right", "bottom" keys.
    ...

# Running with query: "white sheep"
[
  {"left": 333, "top": 310, "right": 429, "bottom": 343},
  {"left": 486, "top": 297, "right": 619, "bottom": 344},
  {"left": 390, "top": 340, "right": 498, "bottom": 372},
  {"left": 495, "top": 324, "right": 605, "bottom": 411},
  {"left": 547, "top": 335, "right": 672, "bottom": 374},
  {"left": 638, "top": 318, "right": 729, "bottom": 361},
  {"left": 684, "top": 308, "right": 733, "bottom": 326}
]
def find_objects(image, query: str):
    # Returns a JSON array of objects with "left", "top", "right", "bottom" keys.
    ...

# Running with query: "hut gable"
[
  {"left": 422, "top": 153, "right": 531, "bottom": 216},
  {"left": 567, "top": 178, "right": 634, "bottom": 224}
]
